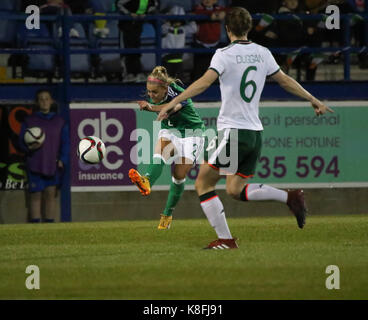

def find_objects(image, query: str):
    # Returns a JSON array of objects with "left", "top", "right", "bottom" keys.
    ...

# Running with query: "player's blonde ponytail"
[{"left": 147, "top": 66, "right": 178, "bottom": 86}]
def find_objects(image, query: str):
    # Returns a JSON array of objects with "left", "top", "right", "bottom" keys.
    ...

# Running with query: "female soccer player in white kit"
[{"left": 158, "top": 7, "right": 333, "bottom": 249}]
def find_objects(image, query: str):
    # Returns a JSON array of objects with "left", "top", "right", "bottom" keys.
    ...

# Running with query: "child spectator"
[
  {"left": 191, "top": 0, "right": 227, "bottom": 81},
  {"left": 116, "top": 0, "right": 159, "bottom": 83},
  {"left": 162, "top": 5, "right": 197, "bottom": 80}
]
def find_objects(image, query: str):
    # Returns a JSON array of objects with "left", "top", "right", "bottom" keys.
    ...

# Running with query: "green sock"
[
  {"left": 145, "top": 155, "right": 165, "bottom": 186},
  {"left": 163, "top": 178, "right": 185, "bottom": 216}
]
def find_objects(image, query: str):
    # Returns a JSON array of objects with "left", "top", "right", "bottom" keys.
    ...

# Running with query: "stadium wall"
[
  {"left": 1, "top": 100, "right": 367, "bottom": 224},
  {"left": 1, "top": 188, "right": 368, "bottom": 224}
]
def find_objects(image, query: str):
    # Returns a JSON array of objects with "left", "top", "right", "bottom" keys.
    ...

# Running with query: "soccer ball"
[
  {"left": 77, "top": 136, "right": 106, "bottom": 164},
  {"left": 24, "top": 127, "right": 45, "bottom": 147}
]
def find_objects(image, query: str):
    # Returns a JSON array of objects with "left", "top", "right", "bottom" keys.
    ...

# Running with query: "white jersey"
[{"left": 209, "top": 40, "right": 280, "bottom": 131}]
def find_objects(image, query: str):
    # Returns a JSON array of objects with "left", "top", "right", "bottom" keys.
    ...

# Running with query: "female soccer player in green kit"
[{"left": 129, "top": 66, "right": 206, "bottom": 229}]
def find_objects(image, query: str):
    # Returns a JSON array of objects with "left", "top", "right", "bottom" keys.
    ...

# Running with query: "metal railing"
[{"left": 0, "top": 12, "right": 367, "bottom": 81}]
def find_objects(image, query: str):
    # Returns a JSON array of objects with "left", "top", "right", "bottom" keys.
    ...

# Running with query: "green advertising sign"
[{"left": 136, "top": 102, "right": 368, "bottom": 189}]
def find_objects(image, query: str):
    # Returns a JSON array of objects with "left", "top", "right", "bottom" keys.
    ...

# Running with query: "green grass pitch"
[{"left": 0, "top": 215, "right": 367, "bottom": 300}]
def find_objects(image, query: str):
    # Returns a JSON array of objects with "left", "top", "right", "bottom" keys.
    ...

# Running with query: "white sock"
[
  {"left": 245, "top": 184, "right": 288, "bottom": 203},
  {"left": 200, "top": 193, "right": 232, "bottom": 239}
]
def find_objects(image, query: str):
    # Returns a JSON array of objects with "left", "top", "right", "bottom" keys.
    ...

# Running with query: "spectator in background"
[
  {"left": 244, "top": 0, "right": 279, "bottom": 48},
  {"left": 230, "top": 0, "right": 279, "bottom": 14},
  {"left": 116, "top": 0, "right": 159, "bottom": 83},
  {"left": 233, "top": 0, "right": 279, "bottom": 53},
  {"left": 162, "top": 5, "right": 197, "bottom": 80},
  {"left": 40, "top": 0, "right": 72, "bottom": 14},
  {"left": 191, "top": 0, "right": 227, "bottom": 81},
  {"left": 278, "top": 0, "right": 304, "bottom": 47},
  {"left": 253, "top": 0, "right": 325, "bottom": 81},
  {"left": 248, "top": 13, "right": 278, "bottom": 48},
  {"left": 22, "top": 0, "right": 46, "bottom": 10},
  {"left": 341, "top": 0, "right": 368, "bottom": 68},
  {"left": 40, "top": 0, "right": 80, "bottom": 37},
  {"left": 19, "top": 90, "right": 69, "bottom": 223},
  {"left": 303, "top": 0, "right": 328, "bottom": 80},
  {"left": 64, "top": 0, "right": 90, "bottom": 14},
  {"left": 274, "top": 0, "right": 305, "bottom": 74},
  {"left": 86, "top": 0, "right": 112, "bottom": 39}
]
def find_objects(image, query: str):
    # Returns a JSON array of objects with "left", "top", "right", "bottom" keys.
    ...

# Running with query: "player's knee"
[
  {"left": 226, "top": 186, "right": 239, "bottom": 200},
  {"left": 195, "top": 177, "right": 218, "bottom": 196},
  {"left": 194, "top": 178, "right": 202, "bottom": 193},
  {"left": 195, "top": 176, "right": 208, "bottom": 194},
  {"left": 173, "top": 172, "right": 186, "bottom": 181}
]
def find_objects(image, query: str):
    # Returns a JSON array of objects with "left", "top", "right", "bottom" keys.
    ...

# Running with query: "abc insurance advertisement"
[{"left": 70, "top": 104, "right": 137, "bottom": 191}]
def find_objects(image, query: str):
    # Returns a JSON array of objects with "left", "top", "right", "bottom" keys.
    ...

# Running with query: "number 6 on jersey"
[{"left": 240, "top": 66, "right": 257, "bottom": 103}]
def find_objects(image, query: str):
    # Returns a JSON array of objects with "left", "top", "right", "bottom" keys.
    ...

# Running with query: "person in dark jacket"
[
  {"left": 116, "top": 0, "right": 159, "bottom": 82},
  {"left": 191, "top": 0, "right": 227, "bottom": 81}
]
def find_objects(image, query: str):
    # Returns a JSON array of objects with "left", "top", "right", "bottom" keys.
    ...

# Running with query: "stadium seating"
[
  {"left": 0, "top": 15, "right": 18, "bottom": 47},
  {"left": 16, "top": 23, "right": 56, "bottom": 80},
  {"left": 160, "top": 0, "right": 194, "bottom": 12},
  {"left": 92, "top": 17, "right": 123, "bottom": 80},
  {"left": 0, "top": 0, "right": 21, "bottom": 47},
  {"left": 17, "top": 23, "right": 53, "bottom": 47},
  {"left": 192, "top": 0, "right": 230, "bottom": 7},
  {"left": 0, "top": 0, "right": 21, "bottom": 11},
  {"left": 140, "top": 23, "right": 157, "bottom": 73},
  {"left": 27, "top": 44, "right": 56, "bottom": 76},
  {"left": 141, "top": 23, "right": 156, "bottom": 46},
  {"left": 88, "top": 0, "right": 115, "bottom": 13},
  {"left": 140, "top": 44, "right": 156, "bottom": 72},
  {"left": 69, "top": 23, "right": 92, "bottom": 79}
]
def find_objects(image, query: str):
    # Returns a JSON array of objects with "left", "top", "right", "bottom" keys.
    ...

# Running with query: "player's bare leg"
[
  {"left": 195, "top": 163, "right": 222, "bottom": 196},
  {"left": 155, "top": 138, "right": 175, "bottom": 160}
]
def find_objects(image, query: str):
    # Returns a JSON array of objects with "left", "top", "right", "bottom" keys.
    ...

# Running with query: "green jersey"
[{"left": 149, "top": 82, "right": 205, "bottom": 137}]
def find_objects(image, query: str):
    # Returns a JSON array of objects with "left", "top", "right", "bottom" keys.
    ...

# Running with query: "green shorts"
[{"left": 204, "top": 128, "right": 262, "bottom": 177}]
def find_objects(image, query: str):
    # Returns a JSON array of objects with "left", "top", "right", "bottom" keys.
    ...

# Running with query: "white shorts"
[{"left": 158, "top": 129, "right": 205, "bottom": 164}]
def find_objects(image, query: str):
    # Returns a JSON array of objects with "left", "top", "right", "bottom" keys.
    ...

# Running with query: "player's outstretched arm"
[
  {"left": 136, "top": 100, "right": 182, "bottom": 114},
  {"left": 271, "top": 70, "right": 334, "bottom": 116},
  {"left": 136, "top": 100, "right": 153, "bottom": 111},
  {"left": 157, "top": 69, "right": 218, "bottom": 121}
]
